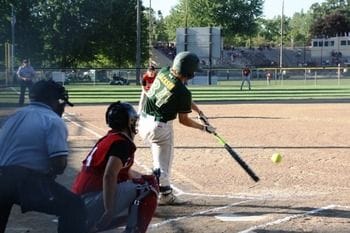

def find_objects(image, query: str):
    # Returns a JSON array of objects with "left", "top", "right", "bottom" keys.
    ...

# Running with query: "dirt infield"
[{"left": 3, "top": 102, "right": 350, "bottom": 233}]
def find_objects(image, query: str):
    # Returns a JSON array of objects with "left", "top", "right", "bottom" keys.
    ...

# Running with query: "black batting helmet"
[
  {"left": 105, "top": 101, "right": 138, "bottom": 134},
  {"left": 172, "top": 51, "right": 200, "bottom": 79}
]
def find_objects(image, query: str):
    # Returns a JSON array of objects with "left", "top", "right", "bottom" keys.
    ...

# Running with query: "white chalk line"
[
  {"left": 149, "top": 199, "right": 254, "bottom": 229},
  {"left": 65, "top": 112, "right": 107, "bottom": 133},
  {"left": 238, "top": 204, "right": 350, "bottom": 233},
  {"left": 64, "top": 115, "right": 103, "bottom": 138}
]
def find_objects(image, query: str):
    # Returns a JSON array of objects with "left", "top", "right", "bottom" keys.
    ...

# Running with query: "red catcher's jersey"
[{"left": 71, "top": 131, "right": 136, "bottom": 195}]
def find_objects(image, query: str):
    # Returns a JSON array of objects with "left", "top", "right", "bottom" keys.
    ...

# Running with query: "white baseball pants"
[{"left": 138, "top": 113, "right": 174, "bottom": 187}]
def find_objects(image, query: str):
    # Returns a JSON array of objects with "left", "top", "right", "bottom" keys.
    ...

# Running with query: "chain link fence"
[{"left": 1, "top": 66, "right": 349, "bottom": 87}]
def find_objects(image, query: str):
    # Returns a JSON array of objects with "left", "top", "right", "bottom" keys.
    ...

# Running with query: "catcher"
[{"left": 72, "top": 101, "right": 158, "bottom": 233}]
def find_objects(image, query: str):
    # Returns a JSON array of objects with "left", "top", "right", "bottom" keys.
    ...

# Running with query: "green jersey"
[{"left": 143, "top": 67, "right": 192, "bottom": 122}]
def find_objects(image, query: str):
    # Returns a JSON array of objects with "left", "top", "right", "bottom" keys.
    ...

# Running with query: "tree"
[
  {"left": 163, "top": 0, "right": 263, "bottom": 42},
  {"left": 309, "top": 0, "right": 350, "bottom": 38},
  {"left": 0, "top": 0, "right": 150, "bottom": 68},
  {"left": 0, "top": 0, "right": 44, "bottom": 67},
  {"left": 288, "top": 12, "right": 312, "bottom": 47},
  {"left": 310, "top": 10, "right": 350, "bottom": 38}
]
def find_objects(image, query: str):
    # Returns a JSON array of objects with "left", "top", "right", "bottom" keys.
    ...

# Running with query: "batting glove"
[
  {"left": 203, "top": 124, "right": 216, "bottom": 134},
  {"left": 198, "top": 111, "right": 209, "bottom": 125}
]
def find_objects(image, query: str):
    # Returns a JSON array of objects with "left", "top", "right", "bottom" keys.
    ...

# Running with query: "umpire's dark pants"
[
  {"left": 0, "top": 166, "right": 87, "bottom": 233},
  {"left": 18, "top": 79, "right": 33, "bottom": 106}
]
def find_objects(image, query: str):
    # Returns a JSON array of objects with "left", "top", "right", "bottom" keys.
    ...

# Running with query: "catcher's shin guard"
[{"left": 125, "top": 175, "right": 159, "bottom": 233}]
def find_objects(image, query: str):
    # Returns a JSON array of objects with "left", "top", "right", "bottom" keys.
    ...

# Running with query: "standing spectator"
[
  {"left": 240, "top": 65, "right": 251, "bottom": 91},
  {"left": 0, "top": 80, "right": 87, "bottom": 233},
  {"left": 137, "top": 65, "right": 158, "bottom": 114},
  {"left": 72, "top": 101, "right": 158, "bottom": 233},
  {"left": 17, "top": 59, "right": 36, "bottom": 106},
  {"left": 138, "top": 52, "right": 216, "bottom": 205}
]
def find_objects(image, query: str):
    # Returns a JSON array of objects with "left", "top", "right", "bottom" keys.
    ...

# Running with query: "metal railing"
[{"left": 1, "top": 66, "right": 349, "bottom": 87}]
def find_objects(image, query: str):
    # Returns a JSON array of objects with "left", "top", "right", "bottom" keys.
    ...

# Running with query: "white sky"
[{"left": 143, "top": 0, "right": 327, "bottom": 19}]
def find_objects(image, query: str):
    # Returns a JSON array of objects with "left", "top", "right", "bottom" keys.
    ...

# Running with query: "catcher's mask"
[
  {"left": 29, "top": 80, "right": 73, "bottom": 116},
  {"left": 105, "top": 101, "right": 138, "bottom": 135},
  {"left": 30, "top": 80, "right": 73, "bottom": 106},
  {"left": 172, "top": 51, "right": 200, "bottom": 79}
]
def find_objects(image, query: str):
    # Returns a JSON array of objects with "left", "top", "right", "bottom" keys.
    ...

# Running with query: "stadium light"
[
  {"left": 279, "top": 0, "right": 284, "bottom": 69},
  {"left": 10, "top": 4, "right": 16, "bottom": 78}
]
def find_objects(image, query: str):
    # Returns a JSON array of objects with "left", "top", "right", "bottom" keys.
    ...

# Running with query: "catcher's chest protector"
[{"left": 125, "top": 175, "right": 159, "bottom": 233}]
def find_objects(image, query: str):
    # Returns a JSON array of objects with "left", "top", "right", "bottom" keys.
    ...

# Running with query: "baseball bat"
[
  {"left": 212, "top": 132, "right": 260, "bottom": 182},
  {"left": 199, "top": 115, "right": 260, "bottom": 182}
]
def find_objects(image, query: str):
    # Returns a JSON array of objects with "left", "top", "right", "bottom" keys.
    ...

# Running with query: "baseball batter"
[{"left": 138, "top": 51, "right": 215, "bottom": 205}]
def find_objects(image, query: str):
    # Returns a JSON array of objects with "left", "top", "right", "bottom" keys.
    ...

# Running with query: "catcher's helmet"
[
  {"left": 172, "top": 51, "right": 200, "bottom": 79},
  {"left": 105, "top": 101, "right": 138, "bottom": 134},
  {"left": 29, "top": 80, "right": 73, "bottom": 107}
]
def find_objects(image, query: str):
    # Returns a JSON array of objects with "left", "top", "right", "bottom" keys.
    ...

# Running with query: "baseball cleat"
[{"left": 158, "top": 192, "right": 187, "bottom": 205}]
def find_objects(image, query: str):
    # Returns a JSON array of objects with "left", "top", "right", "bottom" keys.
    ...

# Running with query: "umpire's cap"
[
  {"left": 29, "top": 80, "right": 74, "bottom": 106},
  {"left": 172, "top": 51, "right": 200, "bottom": 79}
]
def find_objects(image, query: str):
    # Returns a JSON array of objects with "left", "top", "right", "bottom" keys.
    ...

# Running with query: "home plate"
[{"left": 215, "top": 213, "right": 266, "bottom": 222}]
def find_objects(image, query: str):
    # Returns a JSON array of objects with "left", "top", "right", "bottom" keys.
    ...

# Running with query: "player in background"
[
  {"left": 142, "top": 65, "right": 157, "bottom": 91},
  {"left": 72, "top": 101, "right": 158, "bottom": 233},
  {"left": 0, "top": 80, "right": 87, "bottom": 233},
  {"left": 240, "top": 65, "right": 251, "bottom": 90},
  {"left": 138, "top": 51, "right": 216, "bottom": 205},
  {"left": 137, "top": 65, "right": 158, "bottom": 114},
  {"left": 266, "top": 70, "right": 272, "bottom": 85},
  {"left": 17, "top": 59, "right": 36, "bottom": 106}
]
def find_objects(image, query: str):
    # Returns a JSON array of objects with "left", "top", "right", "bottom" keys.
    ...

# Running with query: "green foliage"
[
  {"left": 309, "top": 0, "right": 350, "bottom": 38},
  {"left": 163, "top": 0, "right": 263, "bottom": 41},
  {"left": 0, "top": 0, "right": 149, "bottom": 68},
  {"left": 310, "top": 10, "right": 350, "bottom": 38}
]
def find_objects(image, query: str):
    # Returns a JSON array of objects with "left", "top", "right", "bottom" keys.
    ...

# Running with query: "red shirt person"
[
  {"left": 142, "top": 65, "right": 157, "bottom": 91},
  {"left": 72, "top": 102, "right": 158, "bottom": 233}
]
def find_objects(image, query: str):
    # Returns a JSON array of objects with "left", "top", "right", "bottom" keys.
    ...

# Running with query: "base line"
[
  {"left": 149, "top": 199, "right": 253, "bottom": 229},
  {"left": 238, "top": 204, "right": 337, "bottom": 233}
]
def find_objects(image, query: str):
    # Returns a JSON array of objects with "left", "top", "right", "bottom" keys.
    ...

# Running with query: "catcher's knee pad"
[
  {"left": 125, "top": 175, "right": 159, "bottom": 233},
  {"left": 136, "top": 188, "right": 158, "bottom": 232}
]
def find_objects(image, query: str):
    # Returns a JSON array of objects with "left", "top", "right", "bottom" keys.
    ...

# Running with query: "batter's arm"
[
  {"left": 178, "top": 112, "right": 205, "bottom": 130},
  {"left": 191, "top": 101, "right": 202, "bottom": 114}
]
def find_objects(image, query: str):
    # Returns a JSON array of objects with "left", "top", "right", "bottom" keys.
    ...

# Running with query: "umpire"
[
  {"left": 17, "top": 59, "right": 36, "bottom": 106},
  {"left": 0, "top": 80, "right": 87, "bottom": 233}
]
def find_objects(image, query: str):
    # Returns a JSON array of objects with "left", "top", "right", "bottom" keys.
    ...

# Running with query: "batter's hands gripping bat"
[{"left": 198, "top": 113, "right": 260, "bottom": 182}]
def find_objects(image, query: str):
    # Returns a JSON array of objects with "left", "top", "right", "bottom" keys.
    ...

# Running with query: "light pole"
[
  {"left": 136, "top": 0, "right": 141, "bottom": 84},
  {"left": 149, "top": 0, "right": 152, "bottom": 65},
  {"left": 10, "top": 4, "right": 16, "bottom": 79},
  {"left": 279, "top": 0, "right": 284, "bottom": 70}
]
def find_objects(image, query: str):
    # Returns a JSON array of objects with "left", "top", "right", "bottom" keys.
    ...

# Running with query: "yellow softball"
[{"left": 271, "top": 153, "right": 282, "bottom": 164}]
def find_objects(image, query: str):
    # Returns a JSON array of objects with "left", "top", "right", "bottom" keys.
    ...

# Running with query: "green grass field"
[{"left": 1, "top": 79, "right": 350, "bottom": 106}]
